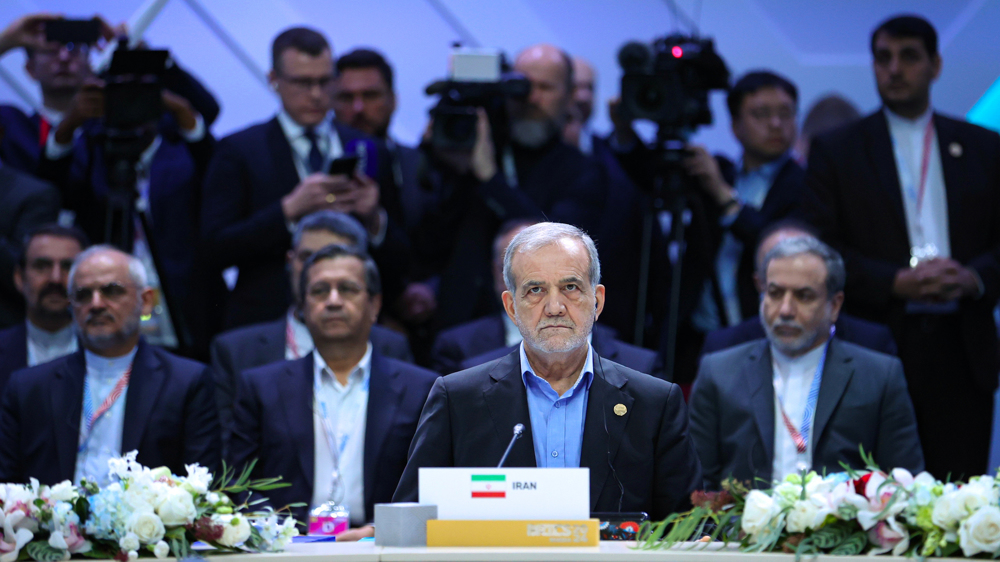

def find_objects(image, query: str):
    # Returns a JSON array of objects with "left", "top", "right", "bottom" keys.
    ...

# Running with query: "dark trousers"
[{"left": 896, "top": 313, "right": 993, "bottom": 480}]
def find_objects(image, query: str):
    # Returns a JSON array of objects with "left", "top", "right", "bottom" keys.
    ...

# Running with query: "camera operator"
[
  {"left": 0, "top": 13, "right": 219, "bottom": 177},
  {"left": 417, "top": 43, "right": 606, "bottom": 330}
]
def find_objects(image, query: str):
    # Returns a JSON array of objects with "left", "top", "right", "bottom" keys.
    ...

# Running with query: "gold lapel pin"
[
  {"left": 949, "top": 142, "right": 963, "bottom": 158},
  {"left": 613, "top": 403, "right": 627, "bottom": 416}
]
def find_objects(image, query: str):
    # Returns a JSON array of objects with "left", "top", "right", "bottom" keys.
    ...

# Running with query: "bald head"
[
  {"left": 510, "top": 44, "right": 573, "bottom": 147},
  {"left": 571, "top": 56, "right": 596, "bottom": 124}
]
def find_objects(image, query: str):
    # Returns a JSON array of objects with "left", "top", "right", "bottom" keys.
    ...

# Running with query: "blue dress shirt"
[{"left": 519, "top": 343, "right": 594, "bottom": 468}]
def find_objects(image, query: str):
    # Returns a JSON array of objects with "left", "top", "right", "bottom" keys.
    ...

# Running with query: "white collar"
[
  {"left": 770, "top": 340, "right": 827, "bottom": 379},
  {"left": 884, "top": 106, "right": 933, "bottom": 130},
  {"left": 312, "top": 343, "right": 373, "bottom": 388},
  {"left": 26, "top": 319, "right": 75, "bottom": 346},
  {"left": 84, "top": 345, "right": 138, "bottom": 382},
  {"left": 277, "top": 109, "right": 333, "bottom": 141}
]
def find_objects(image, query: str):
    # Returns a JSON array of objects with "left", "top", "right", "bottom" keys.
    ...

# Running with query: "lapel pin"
[
  {"left": 949, "top": 142, "right": 963, "bottom": 158},
  {"left": 613, "top": 403, "right": 627, "bottom": 416}
]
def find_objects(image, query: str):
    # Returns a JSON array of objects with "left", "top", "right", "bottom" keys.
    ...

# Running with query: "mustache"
[
  {"left": 770, "top": 319, "right": 803, "bottom": 331},
  {"left": 85, "top": 311, "right": 115, "bottom": 325},
  {"left": 537, "top": 320, "right": 575, "bottom": 329},
  {"left": 38, "top": 283, "right": 67, "bottom": 299}
]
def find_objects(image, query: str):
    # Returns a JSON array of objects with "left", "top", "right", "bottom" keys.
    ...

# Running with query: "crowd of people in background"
[{"left": 0, "top": 10, "right": 997, "bottom": 540}]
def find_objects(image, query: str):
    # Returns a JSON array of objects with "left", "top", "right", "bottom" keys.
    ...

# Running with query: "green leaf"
[
  {"left": 811, "top": 524, "right": 848, "bottom": 550},
  {"left": 829, "top": 531, "right": 867, "bottom": 556},
  {"left": 25, "top": 542, "right": 68, "bottom": 562}
]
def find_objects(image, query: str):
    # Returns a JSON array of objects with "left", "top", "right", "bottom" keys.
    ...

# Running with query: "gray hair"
[
  {"left": 68, "top": 245, "right": 148, "bottom": 291},
  {"left": 292, "top": 211, "right": 369, "bottom": 250},
  {"left": 761, "top": 236, "right": 845, "bottom": 298},
  {"left": 502, "top": 222, "right": 600, "bottom": 293}
]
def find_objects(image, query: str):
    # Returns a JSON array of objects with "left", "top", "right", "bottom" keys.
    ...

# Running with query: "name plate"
[
  {"left": 418, "top": 467, "right": 589, "bottom": 520},
  {"left": 426, "top": 519, "right": 599, "bottom": 547}
]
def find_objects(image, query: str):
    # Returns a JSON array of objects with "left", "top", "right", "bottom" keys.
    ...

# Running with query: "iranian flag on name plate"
[{"left": 471, "top": 474, "right": 506, "bottom": 498}]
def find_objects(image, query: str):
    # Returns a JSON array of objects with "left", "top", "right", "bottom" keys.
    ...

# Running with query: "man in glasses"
[
  {"left": 0, "top": 224, "right": 87, "bottom": 399},
  {"left": 0, "top": 245, "right": 220, "bottom": 485},
  {"left": 202, "top": 26, "right": 405, "bottom": 330}
]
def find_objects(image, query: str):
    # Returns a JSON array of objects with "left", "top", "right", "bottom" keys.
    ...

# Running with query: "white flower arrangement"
[{"left": 0, "top": 452, "right": 297, "bottom": 561}]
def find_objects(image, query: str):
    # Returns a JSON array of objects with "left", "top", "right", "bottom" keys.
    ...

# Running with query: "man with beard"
[
  {"left": 801, "top": 15, "right": 1000, "bottom": 480},
  {"left": 416, "top": 44, "right": 606, "bottom": 329},
  {"left": 0, "top": 246, "right": 220, "bottom": 485},
  {"left": 0, "top": 224, "right": 87, "bottom": 397},
  {"left": 394, "top": 223, "right": 700, "bottom": 520},
  {"left": 689, "top": 236, "right": 922, "bottom": 490}
]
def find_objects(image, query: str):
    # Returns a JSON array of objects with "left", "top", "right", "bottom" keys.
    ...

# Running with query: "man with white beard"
[
  {"left": 689, "top": 236, "right": 923, "bottom": 490},
  {"left": 414, "top": 44, "right": 606, "bottom": 329},
  {"left": 394, "top": 222, "right": 701, "bottom": 520}
]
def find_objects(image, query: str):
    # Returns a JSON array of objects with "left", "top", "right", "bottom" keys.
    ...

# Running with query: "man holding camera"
[
  {"left": 202, "top": 27, "right": 406, "bottom": 330},
  {"left": 417, "top": 43, "right": 606, "bottom": 330}
]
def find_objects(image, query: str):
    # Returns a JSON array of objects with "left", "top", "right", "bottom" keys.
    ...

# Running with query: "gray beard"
[
  {"left": 77, "top": 307, "right": 142, "bottom": 353},
  {"left": 510, "top": 118, "right": 557, "bottom": 149}
]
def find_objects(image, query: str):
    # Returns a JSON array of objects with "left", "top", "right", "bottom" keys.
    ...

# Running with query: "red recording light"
[{"left": 671, "top": 45, "right": 683, "bottom": 58}]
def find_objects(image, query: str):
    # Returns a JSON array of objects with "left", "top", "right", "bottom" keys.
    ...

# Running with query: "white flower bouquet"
[
  {"left": 637, "top": 450, "right": 1000, "bottom": 558},
  {"left": 0, "top": 452, "right": 298, "bottom": 561}
]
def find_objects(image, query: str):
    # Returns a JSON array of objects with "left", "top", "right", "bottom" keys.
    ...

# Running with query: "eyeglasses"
[
  {"left": 72, "top": 282, "right": 128, "bottom": 304},
  {"left": 278, "top": 73, "right": 334, "bottom": 92},
  {"left": 307, "top": 281, "right": 364, "bottom": 299}
]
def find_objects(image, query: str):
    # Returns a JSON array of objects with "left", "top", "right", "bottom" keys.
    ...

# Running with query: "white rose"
[
  {"left": 182, "top": 464, "right": 212, "bottom": 495},
  {"left": 156, "top": 488, "right": 197, "bottom": 526},
  {"left": 959, "top": 506, "right": 1000, "bottom": 557},
  {"left": 153, "top": 541, "right": 170, "bottom": 559},
  {"left": 215, "top": 515, "right": 252, "bottom": 547},
  {"left": 742, "top": 491, "right": 777, "bottom": 536},
  {"left": 772, "top": 482, "right": 800, "bottom": 508},
  {"left": 48, "top": 481, "right": 77, "bottom": 503},
  {"left": 127, "top": 511, "right": 165, "bottom": 544},
  {"left": 786, "top": 498, "right": 830, "bottom": 533},
  {"left": 119, "top": 532, "right": 140, "bottom": 552},
  {"left": 128, "top": 551, "right": 138, "bottom": 561}
]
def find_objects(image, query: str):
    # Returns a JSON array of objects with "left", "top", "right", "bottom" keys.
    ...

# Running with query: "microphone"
[{"left": 497, "top": 423, "right": 525, "bottom": 468}]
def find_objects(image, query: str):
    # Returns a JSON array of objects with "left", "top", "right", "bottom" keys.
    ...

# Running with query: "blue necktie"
[{"left": 304, "top": 127, "right": 323, "bottom": 174}]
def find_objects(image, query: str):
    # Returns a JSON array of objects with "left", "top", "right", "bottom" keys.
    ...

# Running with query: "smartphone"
[
  {"left": 327, "top": 154, "right": 360, "bottom": 176},
  {"left": 592, "top": 511, "right": 649, "bottom": 541},
  {"left": 45, "top": 19, "right": 101, "bottom": 45}
]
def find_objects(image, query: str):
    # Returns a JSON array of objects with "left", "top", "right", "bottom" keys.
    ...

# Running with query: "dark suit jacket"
[
  {"left": 432, "top": 315, "right": 661, "bottom": 378},
  {"left": 690, "top": 338, "right": 924, "bottom": 490},
  {"left": 0, "top": 323, "right": 27, "bottom": 399},
  {"left": 210, "top": 319, "right": 413, "bottom": 449},
  {"left": 718, "top": 156, "right": 807, "bottom": 320},
  {"left": 701, "top": 313, "right": 898, "bottom": 357},
  {"left": 0, "top": 166, "right": 60, "bottom": 327},
  {"left": 228, "top": 351, "right": 438, "bottom": 523},
  {"left": 392, "top": 349, "right": 702, "bottom": 520},
  {"left": 0, "top": 339, "right": 221, "bottom": 484},
  {"left": 802, "top": 111, "right": 1000, "bottom": 391},
  {"left": 202, "top": 117, "right": 406, "bottom": 328}
]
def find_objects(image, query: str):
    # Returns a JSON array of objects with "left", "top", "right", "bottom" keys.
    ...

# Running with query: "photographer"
[
  {"left": 0, "top": 13, "right": 219, "bottom": 176},
  {"left": 416, "top": 43, "right": 606, "bottom": 330}
]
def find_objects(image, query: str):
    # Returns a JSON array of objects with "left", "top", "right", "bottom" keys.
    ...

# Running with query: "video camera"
[
  {"left": 617, "top": 34, "right": 729, "bottom": 136},
  {"left": 425, "top": 47, "right": 530, "bottom": 151}
]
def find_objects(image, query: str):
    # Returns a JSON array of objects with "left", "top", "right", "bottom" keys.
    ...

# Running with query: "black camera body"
[
  {"left": 428, "top": 73, "right": 530, "bottom": 151},
  {"left": 618, "top": 34, "right": 729, "bottom": 133}
]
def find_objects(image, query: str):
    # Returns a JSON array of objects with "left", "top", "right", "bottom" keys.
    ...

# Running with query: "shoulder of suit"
[
  {"left": 436, "top": 316, "right": 499, "bottom": 342},
  {"left": 213, "top": 319, "right": 282, "bottom": 348},
  {"left": 597, "top": 356, "right": 676, "bottom": 397},
  {"left": 934, "top": 112, "right": 1000, "bottom": 142},
  {"left": 145, "top": 344, "right": 209, "bottom": 377},
  {"left": 241, "top": 354, "right": 308, "bottom": 382},
  {"left": 0, "top": 165, "right": 57, "bottom": 195},
  {"left": 377, "top": 355, "right": 439, "bottom": 383},
  {"left": 702, "top": 338, "right": 764, "bottom": 365},
  {"left": 218, "top": 118, "right": 278, "bottom": 146},
  {"left": 6, "top": 351, "right": 78, "bottom": 388},
  {"left": 0, "top": 324, "right": 26, "bottom": 346},
  {"left": 831, "top": 338, "right": 899, "bottom": 371}
]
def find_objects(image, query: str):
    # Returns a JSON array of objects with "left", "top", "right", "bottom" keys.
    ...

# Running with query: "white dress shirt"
[
  {"left": 276, "top": 110, "right": 344, "bottom": 181},
  {"left": 311, "top": 345, "right": 372, "bottom": 526},
  {"left": 26, "top": 320, "right": 77, "bottom": 367},
  {"left": 884, "top": 107, "right": 951, "bottom": 261},
  {"left": 770, "top": 343, "right": 825, "bottom": 482},
  {"left": 75, "top": 346, "right": 138, "bottom": 487}
]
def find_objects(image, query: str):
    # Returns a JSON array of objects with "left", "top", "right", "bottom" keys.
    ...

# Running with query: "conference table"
[{"left": 204, "top": 541, "right": 959, "bottom": 562}]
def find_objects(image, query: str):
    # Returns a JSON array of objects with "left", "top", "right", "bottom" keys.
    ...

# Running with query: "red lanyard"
[
  {"left": 915, "top": 118, "right": 935, "bottom": 214},
  {"left": 38, "top": 117, "right": 51, "bottom": 147},
  {"left": 80, "top": 366, "right": 132, "bottom": 452}
]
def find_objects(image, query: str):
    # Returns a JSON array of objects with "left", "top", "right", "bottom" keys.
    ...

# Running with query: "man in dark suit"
[
  {"left": 801, "top": 15, "right": 1000, "bottom": 480},
  {"left": 0, "top": 224, "right": 87, "bottom": 396},
  {"left": 0, "top": 246, "right": 220, "bottom": 485},
  {"left": 702, "top": 221, "right": 897, "bottom": 357},
  {"left": 394, "top": 223, "right": 700, "bottom": 520},
  {"left": 415, "top": 44, "right": 606, "bottom": 330},
  {"left": 0, "top": 166, "right": 60, "bottom": 328},
  {"left": 690, "top": 236, "right": 923, "bottom": 490},
  {"left": 230, "top": 244, "right": 437, "bottom": 539},
  {"left": 211, "top": 211, "right": 412, "bottom": 450},
  {"left": 430, "top": 220, "right": 660, "bottom": 376},
  {"left": 202, "top": 27, "right": 406, "bottom": 330}
]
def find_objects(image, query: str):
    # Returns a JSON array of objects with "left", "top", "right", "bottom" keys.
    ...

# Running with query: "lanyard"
[
  {"left": 314, "top": 369, "right": 369, "bottom": 459},
  {"left": 79, "top": 365, "right": 132, "bottom": 452},
  {"left": 38, "top": 117, "right": 51, "bottom": 147},
  {"left": 775, "top": 341, "right": 829, "bottom": 454},
  {"left": 914, "top": 118, "right": 935, "bottom": 214},
  {"left": 286, "top": 320, "right": 302, "bottom": 359}
]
